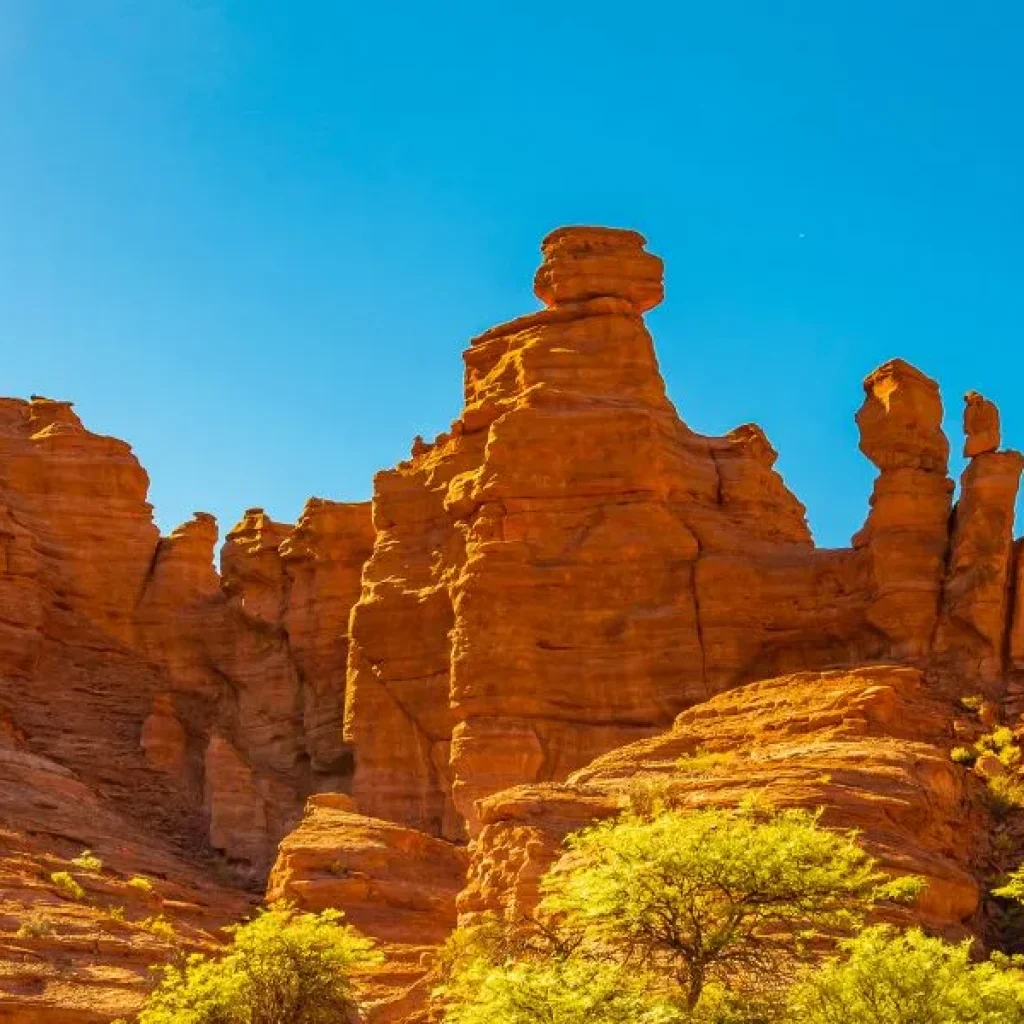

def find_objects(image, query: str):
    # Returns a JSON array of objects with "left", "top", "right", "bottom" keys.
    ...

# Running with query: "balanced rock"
[
  {"left": 533, "top": 225, "right": 665, "bottom": 312},
  {"left": 964, "top": 391, "right": 1001, "bottom": 457}
]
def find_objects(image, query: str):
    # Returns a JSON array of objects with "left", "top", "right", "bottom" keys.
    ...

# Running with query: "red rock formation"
[
  {"left": 459, "top": 667, "right": 982, "bottom": 935},
  {"left": 0, "top": 396, "right": 158, "bottom": 649},
  {"left": 139, "top": 693, "right": 188, "bottom": 780},
  {"left": 0, "top": 723, "right": 251, "bottom": 1022},
  {"left": 281, "top": 499, "right": 375, "bottom": 786},
  {"left": 934, "top": 405, "right": 1023, "bottom": 692},
  {"left": 267, "top": 794, "right": 468, "bottom": 1023},
  {"left": 342, "top": 228, "right": 1008, "bottom": 844},
  {"left": 269, "top": 793, "right": 467, "bottom": 946},
  {"left": 0, "top": 394, "right": 373, "bottom": 882},
  {"left": 964, "top": 391, "right": 1001, "bottom": 458},
  {"left": 7, "top": 225, "right": 1024, "bottom": 1024},
  {"left": 346, "top": 227, "right": 825, "bottom": 839},
  {"left": 852, "top": 359, "right": 954, "bottom": 660}
]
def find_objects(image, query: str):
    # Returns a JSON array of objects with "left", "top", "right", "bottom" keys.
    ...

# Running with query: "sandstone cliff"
[
  {"left": 0, "top": 395, "right": 373, "bottom": 880},
  {"left": 4, "top": 225, "right": 1024, "bottom": 1023},
  {"left": 342, "top": 227, "right": 1023, "bottom": 847}
]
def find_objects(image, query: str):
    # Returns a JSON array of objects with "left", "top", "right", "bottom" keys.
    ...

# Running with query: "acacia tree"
[
  {"left": 538, "top": 803, "right": 919, "bottom": 1010},
  {"left": 783, "top": 926, "right": 1024, "bottom": 1024},
  {"left": 124, "top": 903, "right": 381, "bottom": 1024}
]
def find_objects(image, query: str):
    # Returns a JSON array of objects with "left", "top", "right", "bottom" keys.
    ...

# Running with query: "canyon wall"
[{"left": 0, "top": 397, "right": 373, "bottom": 876}]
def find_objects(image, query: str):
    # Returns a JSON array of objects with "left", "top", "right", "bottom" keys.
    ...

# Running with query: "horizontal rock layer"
[{"left": 459, "top": 666, "right": 983, "bottom": 933}]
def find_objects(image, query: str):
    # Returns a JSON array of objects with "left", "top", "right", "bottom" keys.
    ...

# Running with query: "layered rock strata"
[
  {"left": 0, "top": 395, "right": 373, "bottom": 877},
  {"left": 458, "top": 666, "right": 982, "bottom": 935},
  {"left": 342, "top": 227, "right": 1024, "bottom": 845},
  {"left": 0, "top": 723, "right": 251, "bottom": 1022},
  {"left": 6, "top": 225, "right": 1024, "bottom": 1024}
]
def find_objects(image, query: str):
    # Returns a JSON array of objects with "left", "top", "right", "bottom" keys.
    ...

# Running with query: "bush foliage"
[
  {"left": 437, "top": 801, "right": 1024, "bottom": 1024},
  {"left": 123, "top": 903, "right": 380, "bottom": 1024},
  {"left": 784, "top": 926, "right": 1024, "bottom": 1024}
]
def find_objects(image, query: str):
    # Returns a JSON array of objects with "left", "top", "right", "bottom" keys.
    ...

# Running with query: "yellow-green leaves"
[
  {"left": 444, "top": 958, "right": 687, "bottom": 1024},
  {"left": 130, "top": 903, "right": 380, "bottom": 1024},
  {"left": 784, "top": 926, "right": 1024, "bottom": 1024},
  {"left": 539, "top": 805, "right": 917, "bottom": 1009}
]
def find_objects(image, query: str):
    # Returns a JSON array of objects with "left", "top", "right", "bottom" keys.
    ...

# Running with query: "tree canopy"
[
  {"left": 539, "top": 803, "right": 918, "bottom": 1009},
  {"left": 124, "top": 903, "right": 380, "bottom": 1024},
  {"left": 784, "top": 926, "right": 1024, "bottom": 1024}
]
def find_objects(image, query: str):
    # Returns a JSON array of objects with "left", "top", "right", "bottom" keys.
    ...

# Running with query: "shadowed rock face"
[
  {"left": 0, "top": 398, "right": 374, "bottom": 878},
  {"left": 4, "top": 226, "right": 1024, "bottom": 1023}
]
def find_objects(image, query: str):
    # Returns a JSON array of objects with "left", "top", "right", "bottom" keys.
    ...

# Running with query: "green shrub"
[
  {"left": 950, "top": 746, "right": 977, "bottom": 766},
  {"left": 674, "top": 749, "right": 738, "bottom": 775},
  {"left": 993, "top": 864, "right": 1024, "bottom": 904},
  {"left": 541, "top": 804, "right": 916, "bottom": 1011},
  {"left": 442, "top": 956, "right": 687, "bottom": 1024},
  {"left": 783, "top": 925, "right": 1024, "bottom": 1023},
  {"left": 627, "top": 777, "right": 676, "bottom": 818},
  {"left": 71, "top": 849, "right": 103, "bottom": 872},
  {"left": 960, "top": 695, "right": 984, "bottom": 713},
  {"left": 976, "top": 726, "right": 1022, "bottom": 768},
  {"left": 986, "top": 776, "right": 1024, "bottom": 820},
  {"left": 978, "top": 726, "right": 1017, "bottom": 754},
  {"left": 140, "top": 916, "right": 176, "bottom": 942},
  {"left": 16, "top": 912, "right": 55, "bottom": 938},
  {"left": 50, "top": 870, "right": 85, "bottom": 901},
  {"left": 950, "top": 726, "right": 1023, "bottom": 773},
  {"left": 126, "top": 903, "right": 380, "bottom": 1024},
  {"left": 128, "top": 875, "right": 155, "bottom": 894}
]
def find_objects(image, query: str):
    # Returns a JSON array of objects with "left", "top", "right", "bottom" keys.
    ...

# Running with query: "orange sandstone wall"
[
  {"left": 0, "top": 398, "right": 373, "bottom": 876},
  {"left": 5, "top": 224, "right": 1024, "bottom": 1022},
  {"left": 342, "top": 226, "right": 1024, "bottom": 842}
]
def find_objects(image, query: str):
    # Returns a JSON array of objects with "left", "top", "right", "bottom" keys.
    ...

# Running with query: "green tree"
[
  {"left": 539, "top": 803, "right": 919, "bottom": 1010},
  {"left": 994, "top": 864, "right": 1024, "bottom": 905},
  {"left": 442, "top": 955, "right": 687, "bottom": 1024},
  {"left": 125, "top": 903, "right": 381, "bottom": 1024},
  {"left": 783, "top": 926, "right": 1024, "bottom": 1024}
]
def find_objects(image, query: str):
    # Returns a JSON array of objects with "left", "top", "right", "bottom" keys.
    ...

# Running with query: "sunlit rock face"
[
  {"left": 4, "top": 225, "right": 1024, "bottom": 1024},
  {"left": 459, "top": 667, "right": 982, "bottom": 935},
  {"left": 342, "top": 226, "right": 1023, "bottom": 842}
]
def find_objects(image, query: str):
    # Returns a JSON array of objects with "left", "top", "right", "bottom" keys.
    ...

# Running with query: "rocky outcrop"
[
  {"left": 9, "top": 224, "right": 1024, "bottom": 1023},
  {"left": 458, "top": 666, "right": 982, "bottom": 935},
  {"left": 852, "top": 360, "right": 954, "bottom": 660},
  {"left": 267, "top": 794, "right": 468, "bottom": 1024},
  {"left": 281, "top": 499, "right": 375, "bottom": 786},
  {"left": 964, "top": 391, "right": 1001, "bottom": 458},
  {"left": 268, "top": 793, "right": 467, "bottom": 946},
  {"left": 341, "top": 227, "right": 1024, "bottom": 845},
  {"left": 0, "top": 724, "right": 250, "bottom": 1022},
  {"left": 933, "top": 394, "right": 1023, "bottom": 691},
  {"left": 0, "top": 394, "right": 373, "bottom": 879},
  {"left": 346, "top": 227, "right": 817, "bottom": 839}
]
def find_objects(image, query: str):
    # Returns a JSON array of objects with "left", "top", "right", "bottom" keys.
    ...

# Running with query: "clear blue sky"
[{"left": 2, "top": 1, "right": 1023, "bottom": 548}]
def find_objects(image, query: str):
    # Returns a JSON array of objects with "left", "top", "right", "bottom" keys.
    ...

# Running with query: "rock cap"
[
  {"left": 856, "top": 358, "right": 949, "bottom": 472},
  {"left": 963, "top": 391, "right": 1000, "bottom": 458},
  {"left": 533, "top": 225, "right": 664, "bottom": 313}
]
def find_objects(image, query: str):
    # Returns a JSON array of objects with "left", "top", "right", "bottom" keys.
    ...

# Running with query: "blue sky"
[{"left": 2, "top": 1, "right": 1022, "bottom": 547}]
